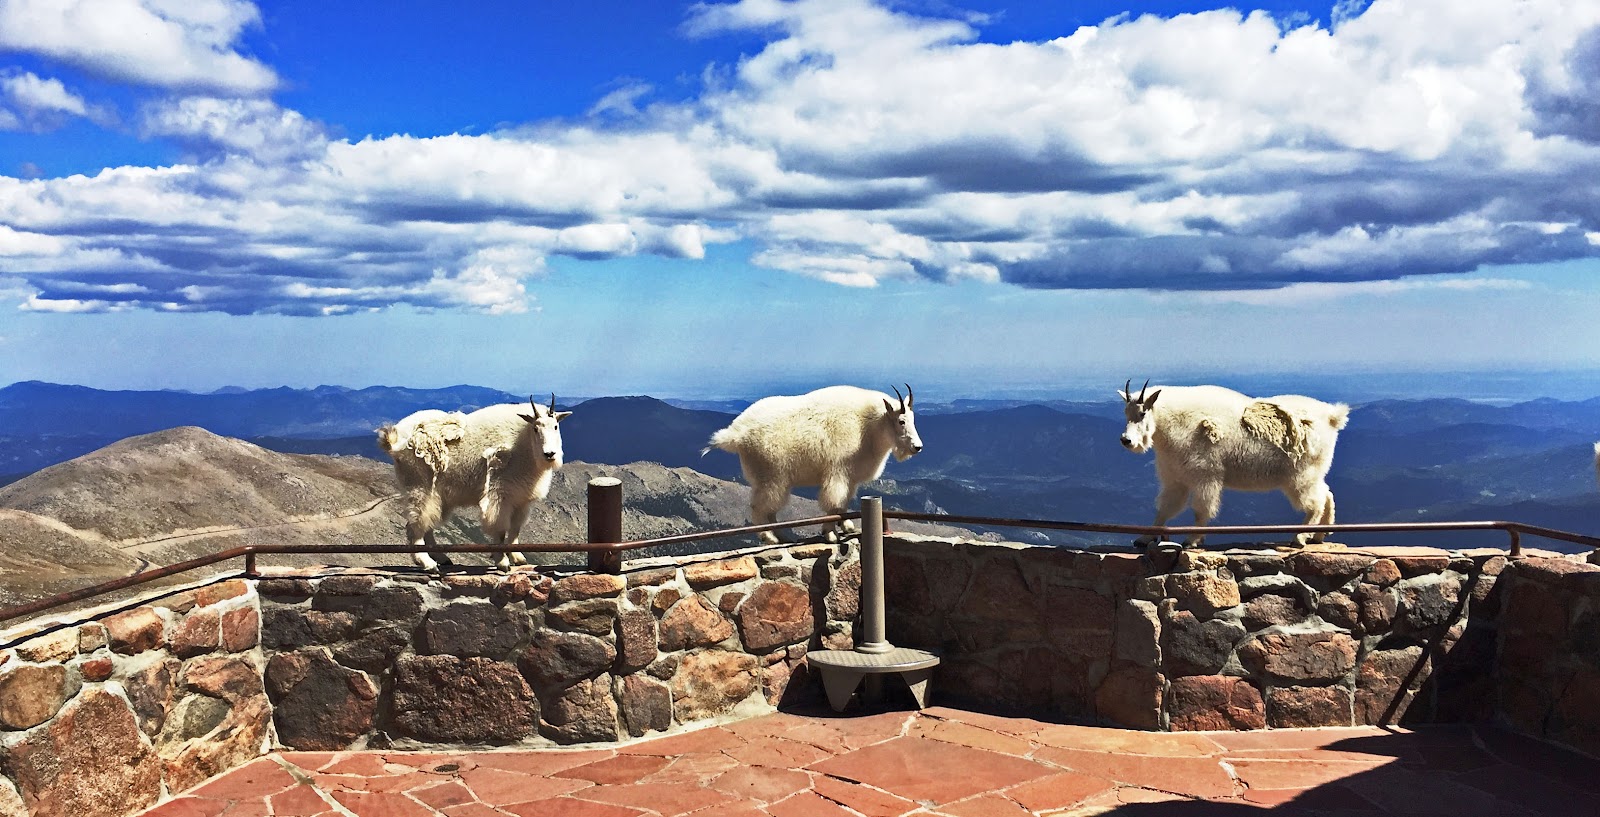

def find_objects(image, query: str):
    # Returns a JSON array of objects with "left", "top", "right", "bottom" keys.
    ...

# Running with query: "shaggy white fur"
[
  {"left": 377, "top": 397, "right": 571, "bottom": 573},
  {"left": 705, "top": 385, "right": 923, "bottom": 544},
  {"left": 1119, "top": 382, "right": 1349, "bottom": 548}
]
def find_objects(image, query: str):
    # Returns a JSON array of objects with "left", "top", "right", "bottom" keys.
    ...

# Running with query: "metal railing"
[
  {"left": 0, "top": 478, "right": 854, "bottom": 626},
  {"left": 883, "top": 511, "right": 1600, "bottom": 560},
  {"left": 1, "top": 477, "right": 1595, "bottom": 627}
]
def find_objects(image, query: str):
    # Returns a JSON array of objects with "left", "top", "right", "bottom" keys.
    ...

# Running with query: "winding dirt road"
[{"left": 113, "top": 493, "right": 402, "bottom": 557}]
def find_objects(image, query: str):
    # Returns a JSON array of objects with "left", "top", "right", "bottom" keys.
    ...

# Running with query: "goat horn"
[
  {"left": 891, "top": 384, "right": 903, "bottom": 407},
  {"left": 1138, "top": 379, "right": 1150, "bottom": 403},
  {"left": 904, "top": 383, "right": 913, "bottom": 408},
  {"left": 1124, "top": 379, "right": 1133, "bottom": 403}
]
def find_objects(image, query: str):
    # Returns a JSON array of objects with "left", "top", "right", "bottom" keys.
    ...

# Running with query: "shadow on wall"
[{"left": 878, "top": 533, "right": 1583, "bottom": 741}]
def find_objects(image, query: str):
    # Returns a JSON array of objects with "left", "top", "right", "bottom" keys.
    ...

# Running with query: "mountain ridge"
[{"left": 2, "top": 381, "right": 1596, "bottom": 557}]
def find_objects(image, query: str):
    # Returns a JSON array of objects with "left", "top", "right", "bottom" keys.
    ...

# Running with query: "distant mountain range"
[
  {"left": 0, "top": 380, "right": 523, "bottom": 439},
  {"left": 2, "top": 381, "right": 1597, "bottom": 559}
]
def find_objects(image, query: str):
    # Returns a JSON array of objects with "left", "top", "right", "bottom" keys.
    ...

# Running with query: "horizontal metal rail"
[
  {"left": 4, "top": 501, "right": 1596, "bottom": 628},
  {"left": 0, "top": 514, "right": 853, "bottom": 626},
  {"left": 603, "top": 514, "right": 855, "bottom": 552},
  {"left": 885, "top": 511, "right": 1600, "bottom": 557}
]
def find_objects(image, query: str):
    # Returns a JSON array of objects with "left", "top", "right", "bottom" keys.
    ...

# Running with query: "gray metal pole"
[
  {"left": 856, "top": 496, "right": 891, "bottom": 654},
  {"left": 587, "top": 477, "right": 623, "bottom": 574}
]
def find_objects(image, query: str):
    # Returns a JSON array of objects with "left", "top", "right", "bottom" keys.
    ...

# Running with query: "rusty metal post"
[
  {"left": 587, "top": 477, "right": 623, "bottom": 574},
  {"left": 243, "top": 551, "right": 258, "bottom": 578},
  {"left": 857, "top": 496, "right": 891, "bottom": 655}
]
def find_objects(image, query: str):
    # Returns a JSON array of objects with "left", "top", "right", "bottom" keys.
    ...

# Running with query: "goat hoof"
[
  {"left": 823, "top": 529, "right": 839, "bottom": 544},
  {"left": 1132, "top": 535, "right": 1158, "bottom": 550},
  {"left": 758, "top": 531, "right": 781, "bottom": 546}
]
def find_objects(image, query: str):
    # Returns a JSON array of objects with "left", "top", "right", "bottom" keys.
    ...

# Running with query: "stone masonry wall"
[
  {"left": 1494, "top": 556, "right": 1600, "bottom": 757},
  {"left": 258, "top": 541, "right": 857, "bottom": 750},
  {"left": 1, "top": 531, "right": 1589, "bottom": 817},
  {"left": 0, "top": 579, "right": 267, "bottom": 817},
  {"left": 884, "top": 534, "right": 1511, "bottom": 732}
]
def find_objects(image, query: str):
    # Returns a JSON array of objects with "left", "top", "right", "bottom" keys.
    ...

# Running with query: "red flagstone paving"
[
  {"left": 503, "top": 798, "right": 645, "bottom": 817},
  {"left": 808, "top": 774, "right": 918, "bottom": 817},
  {"left": 710, "top": 766, "right": 815, "bottom": 802},
  {"left": 652, "top": 753, "right": 746, "bottom": 784},
  {"left": 1030, "top": 744, "right": 1241, "bottom": 800},
  {"left": 1002, "top": 771, "right": 1115, "bottom": 813},
  {"left": 807, "top": 736, "right": 1056, "bottom": 806},
  {"left": 559, "top": 755, "right": 675, "bottom": 784},
  {"left": 137, "top": 707, "right": 1599, "bottom": 817},
  {"left": 935, "top": 792, "right": 1035, "bottom": 817},
  {"left": 908, "top": 717, "right": 1036, "bottom": 757}
]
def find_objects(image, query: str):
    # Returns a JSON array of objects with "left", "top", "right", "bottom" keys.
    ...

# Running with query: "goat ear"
[
  {"left": 883, "top": 398, "right": 897, "bottom": 414},
  {"left": 1142, "top": 389, "right": 1162, "bottom": 409},
  {"left": 1117, "top": 390, "right": 1131, "bottom": 402},
  {"left": 519, "top": 413, "right": 536, "bottom": 424},
  {"left": 553, "top": 411, "right": 573, "bottom": 423}
]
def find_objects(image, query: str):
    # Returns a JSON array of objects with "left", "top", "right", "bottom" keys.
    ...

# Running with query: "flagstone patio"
[{"left": 138, "top": 706, "right": 1600, "bottom": 817}]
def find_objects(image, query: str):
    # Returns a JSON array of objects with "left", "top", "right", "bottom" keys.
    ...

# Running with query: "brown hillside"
[
  {"left": 0, "top": 510, "right": 147, "bottom": 608},
  {"left": 0, "top": 426, "right": 394, "bottom": 542},
  {"left": 0, "top": 427, "right": 959, "bottom": 612}
]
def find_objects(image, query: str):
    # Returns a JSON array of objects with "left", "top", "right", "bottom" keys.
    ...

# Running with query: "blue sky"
[{"left": 1, "top": 0, "right": 1599, "bottom": 399}]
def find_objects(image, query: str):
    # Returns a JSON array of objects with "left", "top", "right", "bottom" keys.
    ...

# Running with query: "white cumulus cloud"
[
  {"left": 0, "top": 70, "right": 112, "bottom": 130},
  {"left": 140, "top": 97, "right": 325, "bottom": 163},
  {"left": 6, "top": 0, "right": 1600, "bottom": 315},
  {"left": 0, "top": 0, "right": 276, "bottom": 94}
]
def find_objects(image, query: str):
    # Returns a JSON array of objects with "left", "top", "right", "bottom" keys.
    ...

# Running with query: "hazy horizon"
[{"left": 10, "top": 366, "right": 1600, "bottom": 405}]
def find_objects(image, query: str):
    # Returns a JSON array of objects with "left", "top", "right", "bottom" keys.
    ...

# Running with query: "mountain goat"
[
  {"left": 704, "top": 385, "right": 923, "bottom": 544},
  {"left": 1118, "top": 380, "right": 1349, "bottom": 548},
  {"left": 377, "top": 395, "right": 572, "bottom": 573}
]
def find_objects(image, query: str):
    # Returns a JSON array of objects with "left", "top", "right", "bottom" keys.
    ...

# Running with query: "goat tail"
[
  {"left": 1327, "top": 403, "right": 1351, "bottom": 431},
  {"left": 375, "top": 424, "right": 399, "bottom": 453},
  {"left": 704, "top": 427, "right": 739, "bottom": 456}
]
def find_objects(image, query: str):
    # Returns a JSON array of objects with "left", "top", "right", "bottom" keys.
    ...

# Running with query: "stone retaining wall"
[
  {"left": 1494, "top": 556, "right": 1600, "bottom": 757},
  {"left": 0, "top": 580, "right": 266, "bottom": 817},
  {"left": 2, "top": 533, "right": 1593, "bottom": 817},
  {"left": 257, "top": 541, "right": 857, "bottom": 750},
  {"left": 883, "top": 534, "right": 1513, "bottom": 732}
]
